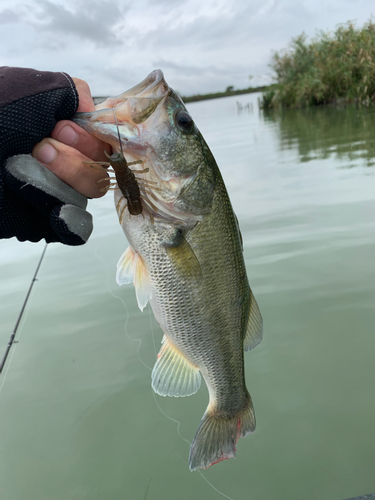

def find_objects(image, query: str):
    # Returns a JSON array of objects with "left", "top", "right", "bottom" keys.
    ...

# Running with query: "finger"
[
  {"left": 32, "top": 138, "right": 110, "bottom": 199},
  {"left": 72, "top": 77, "right": 96, "bottom": 112},
  {"left": 51, "top": 120, "right": 111, "bottom": 162}
]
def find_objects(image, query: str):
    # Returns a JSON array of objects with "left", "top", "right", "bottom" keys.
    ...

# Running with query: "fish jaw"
[
  {"left": 95, "top": 69, "right": 169, "bottom": 110},
  {"left": 73, "top": 69, "right": 170, "bottom": 157}
]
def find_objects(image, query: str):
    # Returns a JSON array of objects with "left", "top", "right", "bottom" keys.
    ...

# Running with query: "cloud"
[
  {"left": 0, "top": 8, "right": 22, "bottom": 24},
  {"left": 26, "top": 0, "right": 126, "bottom": 46},
  {"left": 0, "top": 0, "right": 374, "bottom": 96},
  {"left": 150, "top": 59, "right": 261, "bottom": 95}
]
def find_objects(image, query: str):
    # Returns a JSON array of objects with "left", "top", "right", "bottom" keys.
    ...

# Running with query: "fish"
[{"left": 74, "top": 70, "right": 263, "bottom": 471}]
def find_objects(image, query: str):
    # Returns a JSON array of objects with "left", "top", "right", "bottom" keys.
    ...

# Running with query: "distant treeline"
[
  {"left": 182, "top": 86, "right": 268, "bottom": 103},
  {"left": 94, "top": 86, "right": 269, "bottom": 107},
  {"left": 261, "top": 19, "right": 375, "bottom": 109}
]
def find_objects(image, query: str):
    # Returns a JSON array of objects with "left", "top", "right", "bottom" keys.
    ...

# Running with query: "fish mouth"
[
  {"left": 95, "top": 69, "right": 169, "bottom": 111},
  {"left": 73, "top": 69, "right": 170, "bottom": 155}
]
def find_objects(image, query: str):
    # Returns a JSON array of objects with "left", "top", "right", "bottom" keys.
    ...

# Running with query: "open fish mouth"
[
  {"left": 74, "top": 70, "right": 172, "bottom": 154},
  {"left": 95, "top": 69, "right": 170, "bottom": 114}
]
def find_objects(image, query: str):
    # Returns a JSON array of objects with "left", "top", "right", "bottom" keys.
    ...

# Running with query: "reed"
[{"left": 261, "top": 19, "right": 375, "bottom": 109}]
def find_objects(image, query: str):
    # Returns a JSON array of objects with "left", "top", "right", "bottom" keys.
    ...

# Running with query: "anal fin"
[
  {"left": 152, "top": 336, "right": 201, "bottom": 397},
  {"left": 243, "top": 290, "right": 263, "bottom": 351}
]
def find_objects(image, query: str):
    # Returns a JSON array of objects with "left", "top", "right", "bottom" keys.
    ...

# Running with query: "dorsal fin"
[
  {"left": 243, "top": 290, "right": 263, "bottom": 351},
  {"left": 152, "top": 336, "right": 201, "bottom": 397}
]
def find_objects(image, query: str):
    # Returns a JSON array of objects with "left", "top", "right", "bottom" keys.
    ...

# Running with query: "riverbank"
[
  {"left": 181, "top": 85, "right": 268, "bottom": 103},
  {"left": 93, "top": 85, "right": 269, "bottom": 107}
]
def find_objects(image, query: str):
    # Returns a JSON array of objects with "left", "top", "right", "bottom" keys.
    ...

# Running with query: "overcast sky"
[{"left": 0, "top": 0, "right": 374, "bottom": 97}]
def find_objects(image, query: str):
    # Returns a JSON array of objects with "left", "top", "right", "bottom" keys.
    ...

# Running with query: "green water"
[{"left": 1, "top": 94, "right": 375, "bottom": 500}]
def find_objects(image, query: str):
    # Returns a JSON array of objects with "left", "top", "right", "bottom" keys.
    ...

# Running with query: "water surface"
[{"left": 1, "top": 94, "right": 375, "bottom": 500}]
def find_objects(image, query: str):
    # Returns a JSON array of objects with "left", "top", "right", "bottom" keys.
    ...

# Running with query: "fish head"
[{"left": 74, "top": 70, "right": 216, "bottom": 224}]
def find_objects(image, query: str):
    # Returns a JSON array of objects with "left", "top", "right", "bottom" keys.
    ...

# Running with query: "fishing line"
[
  {"left": 95, "top": 249, "right": 235, "bottom": 500},
  {"left": 0, "top": 243, "right": 48, "bottom": 377},
  {"left": 154, "top": 389, "right": 236, "bottom": 500},
  {"left": 197, "top": 469, "right": 235, "bottom": 500},
  {"left": 94, "top": 247, "right": 221, "bottom": 495},
  {"left": 94, "top": 188, "right": 233, "bottom": 499},
  {"left": 176, "top": 454, "right": 235, "bottom": 500},
  {"left": 147, "top": 299, "right": 158, "bottom": 359},
  {"left": 147, "top": 308, "right": 190, "bottom": 443},
  {"left": 147, "top": 305, "right": 235, "bottom": 500},
  {"left": 147, "top": 305, "right": 190, "bottom": 442},
  {"left": 112, "top": 108, "right": 124, "bottom": 157},
  {"left": 151, "top": 390, "right": 190, "bottom": 445},
  {"left": 93, "top": 246, "right": 152, "bottom": 371}
]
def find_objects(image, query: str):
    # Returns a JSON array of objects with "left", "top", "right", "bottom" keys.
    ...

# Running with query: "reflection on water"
[
  {"left": 263, "top": 104, "right": 375, "bottom": 166},
  {"left": 1, "top": 92, "right": 375, "bottom": 500}
]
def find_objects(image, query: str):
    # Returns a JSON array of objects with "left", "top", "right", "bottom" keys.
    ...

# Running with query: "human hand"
[
  {"left": 32, "top": 77, "right": 111, "bottom": 198},
  {"left": 2, "top": 72, "right": 111, "bottom": 245}
]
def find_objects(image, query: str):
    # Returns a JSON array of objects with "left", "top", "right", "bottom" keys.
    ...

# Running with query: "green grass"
[{"left": 261, "top": 19, "right": 375, "bottom": 109}]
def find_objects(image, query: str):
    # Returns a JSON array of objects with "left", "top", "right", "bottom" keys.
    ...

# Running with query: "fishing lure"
[
  {"left": 104, "top": 150, "right": 144, "bottom": 216},
  {"left": 88, "top": 108, "right": 159, "bottom": 223}
]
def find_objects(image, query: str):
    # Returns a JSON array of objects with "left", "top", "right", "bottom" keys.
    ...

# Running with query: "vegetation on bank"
[
  {"left": 182, "top": 85, "right": 268, "bottom": 103},
  {"left": 261, "top": 19, "right": 375, "bottom": 109}
]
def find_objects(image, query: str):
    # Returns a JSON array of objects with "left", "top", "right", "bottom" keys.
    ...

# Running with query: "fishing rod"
[{"left": 0, "top": 243, "right": 48, "bottom": 374}]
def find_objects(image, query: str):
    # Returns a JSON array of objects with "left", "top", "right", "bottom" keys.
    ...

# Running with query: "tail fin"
[{"left": 188, "top": 396, "right": 256, "bottom": 471}]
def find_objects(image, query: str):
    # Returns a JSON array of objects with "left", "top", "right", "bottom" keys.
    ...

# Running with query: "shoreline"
[
  {"left": 181, "top": 86, "right": 269, "bottom": 103},
  {"left": 93, "top": 86, "right": 269, "bottom": 106}
]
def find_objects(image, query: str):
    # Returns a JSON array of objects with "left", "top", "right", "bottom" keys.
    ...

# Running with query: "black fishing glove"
[
  {"left": 3, "top": 155, "right": 93, "bottom": 245},
  {"left": 0, "top": 66, "right": 93, "bottom": 245}
]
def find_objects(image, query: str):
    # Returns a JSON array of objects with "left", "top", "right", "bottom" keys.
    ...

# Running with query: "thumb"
[{"left": 72, "top": 77, "right": 96, "bottom": 112}]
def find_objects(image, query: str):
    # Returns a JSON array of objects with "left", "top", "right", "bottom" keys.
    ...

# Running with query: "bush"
[{"left": 261, "top": 19, "right": 375, "bottom": 108}]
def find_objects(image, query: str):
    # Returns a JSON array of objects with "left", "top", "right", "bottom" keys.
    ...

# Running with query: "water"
[{"left": 1, "top": 94, "right": 375, "bottom": 500}]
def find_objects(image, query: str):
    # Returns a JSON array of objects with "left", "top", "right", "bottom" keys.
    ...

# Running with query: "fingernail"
[
  {"left": 56, "top": 125, "right": 78, "bottom": 145},
  {"left": 35, "top": 143, "right": 57, "bottom": 164}
]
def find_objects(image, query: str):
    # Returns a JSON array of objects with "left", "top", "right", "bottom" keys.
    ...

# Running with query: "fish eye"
[{"left": 174, "top": 110, "right": 194, "bottom": 133}]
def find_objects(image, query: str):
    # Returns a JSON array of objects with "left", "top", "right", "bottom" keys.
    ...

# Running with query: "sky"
[{"left": 0, "top": 0, "right": 374, "bottom": 97}]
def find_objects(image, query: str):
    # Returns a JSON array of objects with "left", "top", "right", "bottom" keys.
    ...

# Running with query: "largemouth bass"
[{"left": 74, "top": 70, "right": 263, "bottom": 471}]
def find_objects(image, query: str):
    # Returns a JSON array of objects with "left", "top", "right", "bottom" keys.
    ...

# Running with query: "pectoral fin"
[
  {"left": 243, "top": 290, "right": 263, "bottom": 351},
  {"left": 116, "top": 246, "right": 152, "bottom": 311},
  {"left": 152, "top": 335, "right": 201, "bottom": 397},
  {"left": 116, "top": 246, "right": 135, "bottom": 285},
  {"left": 163, "top": 230, "right": 201, "bottom": 281}
]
